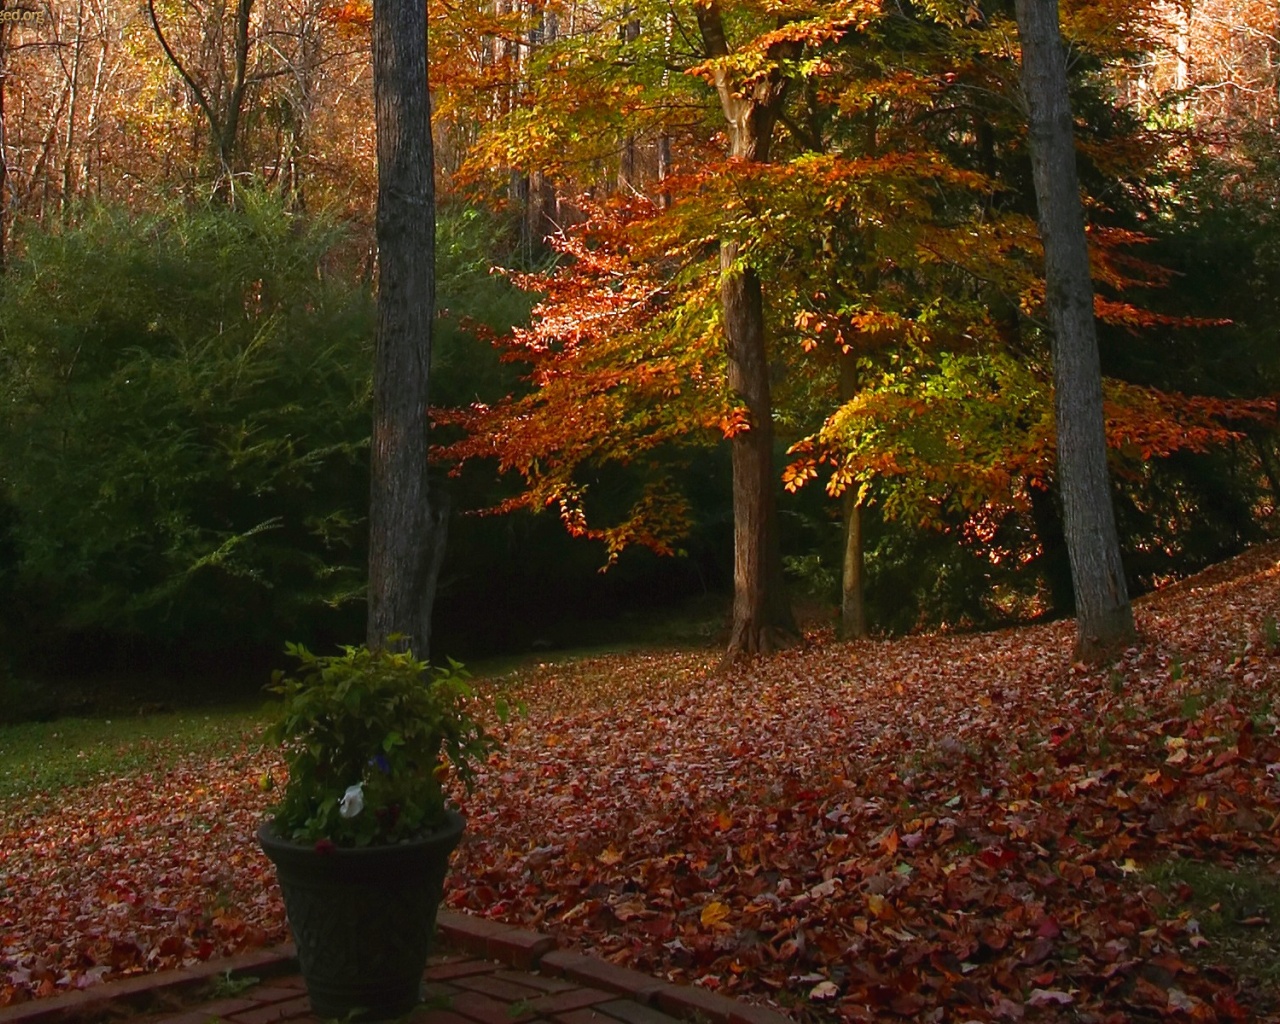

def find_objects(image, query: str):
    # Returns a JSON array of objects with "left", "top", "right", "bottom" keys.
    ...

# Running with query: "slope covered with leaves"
[{"left": 4, "top": 545, "right": 1280, "bottom": 1021}]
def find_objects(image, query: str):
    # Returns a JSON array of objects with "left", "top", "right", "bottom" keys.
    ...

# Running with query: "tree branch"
[
  {"left": 693, "top": 0, "right": 729, "bottom": 59},
  {"left": 145, "top": 0, "right": 219, "bottom": 141}
]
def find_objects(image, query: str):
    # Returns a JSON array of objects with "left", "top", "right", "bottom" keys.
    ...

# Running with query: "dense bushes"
[
  {"left": 0, "top": 198, "right": 373, "bottom": 662},
  {"left": 0, "top": 197, "right": 716, "bottom": 680},
  {"left": 0, "top": 198, "right": 539, "bottom": 672}
]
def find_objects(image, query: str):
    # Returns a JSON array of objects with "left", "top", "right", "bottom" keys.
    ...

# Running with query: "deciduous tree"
[
  {"left": 693, "top": 0, "right": 799, "bottom": 656},
  {"left": 366, "top": 0, "right": 445, "bottom": 657},
  {"left": 1016, "top": 0, "right": 1135, "bottom": 659}
]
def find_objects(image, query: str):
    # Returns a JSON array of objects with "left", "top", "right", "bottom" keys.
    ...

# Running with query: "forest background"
[{"left": 0, "top": 0, "right": 1277, "bottom": 712}]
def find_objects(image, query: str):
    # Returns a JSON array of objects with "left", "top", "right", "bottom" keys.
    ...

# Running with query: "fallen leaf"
[
  {"left": 1027, "top": 988, "right": 1074, "bottom": 1007},
  {"left": 700, "top": 901, "right": 731, "bottom": 928}
]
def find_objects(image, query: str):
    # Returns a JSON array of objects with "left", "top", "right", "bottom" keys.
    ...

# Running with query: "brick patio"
[{"left": 0, "top": 912, "right": 794, "bottom": 1024}]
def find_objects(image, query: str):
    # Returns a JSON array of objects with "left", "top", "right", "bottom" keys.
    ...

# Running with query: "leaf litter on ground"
[{"left": 4, "top": 543, "right": 1280, "bottom": 1022}]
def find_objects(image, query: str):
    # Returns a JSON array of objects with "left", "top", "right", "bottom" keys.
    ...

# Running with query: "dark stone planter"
[{"left": 257, "top": 809, "right": 465, "bottom": 1021}]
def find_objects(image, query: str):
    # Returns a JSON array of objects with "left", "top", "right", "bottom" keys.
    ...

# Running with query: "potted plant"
[{"left": 256, "top": 642, "right": 498, "bottom": 1021}]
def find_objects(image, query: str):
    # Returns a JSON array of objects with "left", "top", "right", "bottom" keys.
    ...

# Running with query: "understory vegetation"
[{"left": 0, "top": 164, "right": 1277, "bottom": 705}]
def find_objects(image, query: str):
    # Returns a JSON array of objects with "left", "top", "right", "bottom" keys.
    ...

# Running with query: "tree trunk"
[
  {"left": 1027, "top": 481, "right": 1075, "bottom": 616},
  {"left": 721, "top": 244, "right": 797, "bottom": 656},
  {"left": 527, "top": 169, "right": 555, "bottom": 247},
  {"left": 656, "top": 11, "right": 672, "bottom": 209},
  {"left": 617, "top": 12, "right": 639, "bottom": 191},
  {"left": 509, "top": 3, "right": 556, "bottom": 258},
  {"left": 838, "top": 350, "right": 867, "bottom": 639},
  {"left": 696, "top": 0, "right": 798, "bottom": 659},
  {"left": 60, "top": 0, "right": 86, "bottom": 211},
  {"left": 1014, "top": 0, "right": 1134, "bottom": 661},
  {"left": 366, "top": 0, "right": 446, "bottom": 658},
  {"left": 0, "top": 22, "right": 8, "bottom": 273}
]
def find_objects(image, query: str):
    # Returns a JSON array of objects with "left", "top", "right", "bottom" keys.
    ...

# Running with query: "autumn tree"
[
  {"left": 439, "top": 0, "right": 1278, "bottom": 645},
  {"left": 442, "top": 0, "right": 1041, "bottom": 645},
  {"left": 439, "top": 0, "right": 804, "bottom": 657},
  {"left": 692, "top": 1, "right": 799, "bottom": 655}
]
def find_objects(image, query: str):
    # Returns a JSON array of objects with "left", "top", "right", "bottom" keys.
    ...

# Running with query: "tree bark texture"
[
  {"left": 367, "top": 0, "right": 446, "bottom": 658},
  {"left": 0, "top": 23, "right": 8, "bottom": 273},
  {"left": 1015, "top": 0, "right": 1134, "bottom": 660},
  {"left": 696, "top": 0, "right": 799, "bottom": 658},
  {"left": 720, "top": 244, "right": 797, "bottom": 656}
]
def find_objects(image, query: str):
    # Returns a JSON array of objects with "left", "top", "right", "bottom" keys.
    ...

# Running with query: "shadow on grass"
[{"left": 1146, "top": 857, "right": 1280, "bottom": 1012}]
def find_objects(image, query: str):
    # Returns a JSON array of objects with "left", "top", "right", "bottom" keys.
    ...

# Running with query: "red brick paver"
[
  {"left": 451, "top": 974, "right": 545, "bottom": 1002},
  {"left": 538, "top": 952, "right": 668, "bottom": 1003},
  {"left": 225, "top": 994, "right": 314, "bottom": 1024}
]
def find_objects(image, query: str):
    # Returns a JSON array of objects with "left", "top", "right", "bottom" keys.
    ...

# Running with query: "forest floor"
[{"left": 4, "top": 545, "right": 1280, "bottom": 1022}]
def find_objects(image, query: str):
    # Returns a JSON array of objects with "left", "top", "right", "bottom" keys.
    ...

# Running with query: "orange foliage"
[
  {"left": 434, "top": 199, "right": 731, "bottom": 564},
  {"left": 320, "top": 0, "right": 371, "bottom": 32}
]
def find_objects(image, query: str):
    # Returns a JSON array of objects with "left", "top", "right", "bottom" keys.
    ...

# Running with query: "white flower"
[{"left": 338, "top": 782, "right": 365, "bottom": 819}]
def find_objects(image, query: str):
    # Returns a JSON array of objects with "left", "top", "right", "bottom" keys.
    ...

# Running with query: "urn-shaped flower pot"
[
  {"left": 258, "top": 645, "right": 500, "bottom": 1018},
  {"left": 257, "top": 810, "right": 465, "bottom": 1021}
]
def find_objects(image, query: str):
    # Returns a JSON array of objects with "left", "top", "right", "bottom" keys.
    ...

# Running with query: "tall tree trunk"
[
  {"left": 838, "top": 350, "right": 867, "bottom": 639},
  {"left": 656, "top": 11, "right": 672, "bottom": 209},
  {"left": 0, "top": 22, "right": 8, "bottom": 274},
  {"left": 721, "top": 244, "right": 796, "bottom": 655},
  {"left": 695, "top": 1, "right": 798, "bottom": 658},
  {"left": 509, "top": 2, "right": 556, "bottom": 258},
  {"left": 1015, "top": 0, "right": 1134, "bottom": 661},
  {"left": 60, "top": 0, "right": 86, "bottom": 211},
  {"left": 617, "top": 11, "right": 639, "bottom": 191},
  {"left": 366, "top": 0, "right": 446, "bottom": 657}
]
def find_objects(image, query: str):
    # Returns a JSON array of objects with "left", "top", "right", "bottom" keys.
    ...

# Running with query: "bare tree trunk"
[
  {"left": 617, "top": 11, "right": 639, "bottom": 191},
  {"left": 60, "top": 0, "right": 87, "bottom": 211},
  {"left": 274, "top": 0, "right": 325, "bottom": 209},
  {"left": 79, "top": 9, "right": 113, "bottom": 202},
  {"left": 1015, "top": 0, "right": 1134, "bottom": 661},
  {"left": 366, "top": 0, "right": 446, "bottom": 657},
  {"left": 656, "top": 11, "right": 672, "bottom": 209},
  {"left": 720, "top": 245, "right": 796, "bottom": 656},
  {"left": 696, "top": 1, "right": 798, "bottom": 659},
  {"left": 839, "top": 350, "right": 867, "bottom": 638},
  {"left": 0, "top": 22, "right": 8, "bottom": 273}
]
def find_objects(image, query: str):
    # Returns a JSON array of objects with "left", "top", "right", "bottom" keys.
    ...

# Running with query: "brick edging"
[
  {"left": 0, "top": 915, "right": 792, "bottom": 1024},
  {"left": 0, "top": 946, "right": 298, "bottom": 1024},
  {"left": 435, "top": 911, "right": 792, "bottom": 1024}
]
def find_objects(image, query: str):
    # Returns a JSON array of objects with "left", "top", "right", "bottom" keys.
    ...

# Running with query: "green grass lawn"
[{"left": 0, "top": 707, "right": 265, "bottom": 804}]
